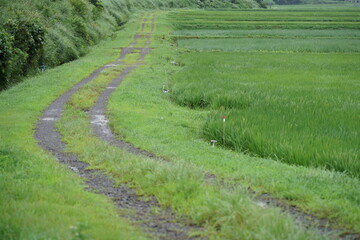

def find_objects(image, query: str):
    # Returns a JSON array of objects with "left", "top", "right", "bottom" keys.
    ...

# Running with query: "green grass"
[
  {"left": 105, "top": 11, "right": 360, "bottom": 234},
  {"left": 58, "top": 109, "right": 327, "bottom": 240},
  {"left": 0, "top": 16, "right": 150, "bottom": 240},
  {"left": 55, "top": 16, "right": 329, "bottom": 240}
]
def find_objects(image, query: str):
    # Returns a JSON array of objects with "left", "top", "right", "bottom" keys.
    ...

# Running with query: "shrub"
[
  {"left": 4, "top": 17, "right": 45, "bottom": 76},
  {"left": 0, "top": 30, "right": 12, "bottom": 90}
]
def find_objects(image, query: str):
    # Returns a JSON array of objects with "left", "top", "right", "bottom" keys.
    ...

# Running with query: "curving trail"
[
  {"left": 90, "top": 17, "right": 155, "bottom": 159},
  {"left": 35, "top": 14, "right": 201, "bottom": 240}
]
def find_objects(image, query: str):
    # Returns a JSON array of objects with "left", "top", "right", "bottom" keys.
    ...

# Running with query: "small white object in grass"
[
  {"left": 211, "top": 140, "right": 217, "bottom": 147},
  {"left": 69, "top": 225, "right": 77, "bottom": 230},
  {"left": 170, "top": 60, "right": 177, "bottom": 65},
  {"left": 106, "top": 87, "right": 116, "bottom": 89},
  {"left": 162, "top": 83, "right": 169, "bottom": 93},
  {"left": 256, "top": 201, "right": 267, "bottom": 208}
]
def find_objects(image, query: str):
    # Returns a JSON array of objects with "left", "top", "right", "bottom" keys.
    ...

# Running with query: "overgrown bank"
[{"left": 0, "top": 0, "right": 259, "bottom": 90}]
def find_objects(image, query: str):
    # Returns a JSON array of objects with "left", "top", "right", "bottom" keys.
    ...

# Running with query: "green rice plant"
[
  {"left": 172, "top": 29, "right": 360, "bottom": 39},
  {"left": 170, "top": 51, "right": 360, "bottom": 177},
  {"left": 169, "top": 8, "right": 360, "bottom": 30}
]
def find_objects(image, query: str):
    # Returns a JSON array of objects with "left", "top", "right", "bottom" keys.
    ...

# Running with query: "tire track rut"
[{"left": 35, "top": 14, "right": 201, "bottom": 240}]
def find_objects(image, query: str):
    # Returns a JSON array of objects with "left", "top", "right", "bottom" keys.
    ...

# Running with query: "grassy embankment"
[
  {"left": 0, "top": 16, "right": 150, "bottom": 240},
  {"left": 56, "top": 12, "right": 328, "bottom": 240},
  {"left": 105, "top": 8, "right": 360, "bottom": 234}
]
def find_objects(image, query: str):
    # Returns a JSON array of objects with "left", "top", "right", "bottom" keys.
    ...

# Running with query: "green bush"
[
  {"left": 0, "top": 17, "right": 45, "bottom": 89},
  {"left": 0, "top": 30, "right": 12, "bottom": 89}
]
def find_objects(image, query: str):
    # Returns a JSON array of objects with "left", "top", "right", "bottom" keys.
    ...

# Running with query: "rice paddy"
[{"left": 168, "top": 5, "right": 360, "bottom": 177}]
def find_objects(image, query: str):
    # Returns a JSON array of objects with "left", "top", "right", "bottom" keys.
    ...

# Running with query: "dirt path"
[
  {"left": 35, "top": 14, "right": 202, "bottom": 240},
  {"left": 86, "top": 15, "right": 360, "bottom": 240}
]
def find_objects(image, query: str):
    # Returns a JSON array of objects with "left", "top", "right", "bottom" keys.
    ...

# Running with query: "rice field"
[
  {"left": 169, "top": 5, "right": 360, "bottom": 177},
  {"left": 169, "top": 7, "right": 360, "bottom": 30}
]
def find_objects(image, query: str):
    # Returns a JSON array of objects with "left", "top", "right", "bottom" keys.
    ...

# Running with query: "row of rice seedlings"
[
  {"left": 168, "top": 8, "right": 360, "bottom": 30},
  {"left": 172, "top": 29, "right": 360, "bottom": 39},
  {"left": 176, "top": 38, "right": 360, "bottom": 52},
  {"left": 168, "top": 9, "right": 360, "bottom": 22}
]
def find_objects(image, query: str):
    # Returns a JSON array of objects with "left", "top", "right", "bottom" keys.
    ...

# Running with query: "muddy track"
[
  {"left": 35, "top": 15, "right": 202, "bottom": 240},
  {"left": 87, "top": 15, "right": 360, "bottom": 240}
]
